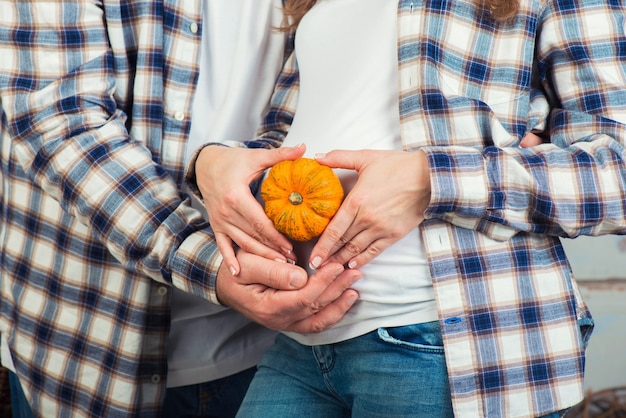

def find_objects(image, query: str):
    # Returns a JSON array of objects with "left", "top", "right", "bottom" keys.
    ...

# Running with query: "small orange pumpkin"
[{"left": 261, "top": 158, "right": 344, "bottom": 242}]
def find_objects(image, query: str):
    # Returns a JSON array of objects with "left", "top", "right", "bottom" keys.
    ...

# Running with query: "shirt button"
[
  {"left": 151, "top": 374, "right": 161, "bottom": 384},
  {"left": 190, "top": 22, "right": 199, "bottom": 34},
  {"left": 157, "top": 286, "right": 168, "bottom": 296},
  {"left": 174, "top": 111, "right": 184, "bottom": 121},
  {"left": 444, "top": 316, "right": 463, "bottom": 325}
]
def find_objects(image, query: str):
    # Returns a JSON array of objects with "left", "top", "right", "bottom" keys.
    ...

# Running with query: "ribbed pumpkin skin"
[{"left": 261, "top": 158, "right": 344, "bottom": 241}]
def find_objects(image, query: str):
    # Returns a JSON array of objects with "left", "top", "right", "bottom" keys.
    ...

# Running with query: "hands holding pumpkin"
[
  {"left": 215, "top": 248, "right": 361, "bottom": 333},
  {"left": 197, "top": 144, "right": 362, "bottom": 333},
  {"left": 196, "top": 132, "right": 544, "bottom": 278},
  {"left": 307, "top": 132, "right": 544, "bottom": 270},
  {"left": 309, "top": 149, "right": 431, "bottom": 270},
  {"left": 195, "top": 144, "right": 306, "bottom": 275}
]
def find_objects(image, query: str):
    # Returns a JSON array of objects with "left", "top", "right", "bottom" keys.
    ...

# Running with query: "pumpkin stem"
[{"left": 288, "top": 191, "right": 303, "bottom": 205}]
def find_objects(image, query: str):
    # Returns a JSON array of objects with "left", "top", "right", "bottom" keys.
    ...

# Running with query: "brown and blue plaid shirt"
[
  {"left": 241, "top": 0, "right": 626, "bottom": 416},
  {"left": 1, "top": 0, "right": 626, "bottom": 417},
  {"left": 0, "top": 1, "right": 234, "bottom": 416}
]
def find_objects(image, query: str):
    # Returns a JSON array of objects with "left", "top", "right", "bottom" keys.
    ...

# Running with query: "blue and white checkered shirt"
[
  {"left": 239, "top": 0, "right": 626, "bottom": 416},
  {"left": 2, "top": 0, "right": 626, "bottom": 416},
  {"left": 0, "top": 1, "right": 245, "bottom": 416}
]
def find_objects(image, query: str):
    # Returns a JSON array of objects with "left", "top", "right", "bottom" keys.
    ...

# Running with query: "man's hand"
[
  {"left": 308, "top": 132, "right": 545, "bottom": 271},
  {"left": 216, "top": 249, "right": 361, "bottom": 334}
]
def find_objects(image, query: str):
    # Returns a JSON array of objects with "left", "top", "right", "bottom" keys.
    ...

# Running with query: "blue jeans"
[
  {"left": 8, "top": 371, "right": 35, "bottom": 418},
  {"left": 9, "top": 367, "right": 255, "bottom": 418},
  {"left": 162, "top": 366, "right": 256, "bottom": 418},
  {"left": 237, "top": 321, "right": 454, "bottom": 418},
  {"left": 236, "top": 322, "right": 571, "bottom": 418}
]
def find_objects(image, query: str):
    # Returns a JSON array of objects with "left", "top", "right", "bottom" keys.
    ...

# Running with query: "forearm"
[
  {"left": 423, "top": 129, "right": 626, "bottom": 240},
  {"left": 0, "top": 2, "right": 223, "bottom": 301},
  {"left": 423, "top": 1, "right": 626, "bottom": 240}
]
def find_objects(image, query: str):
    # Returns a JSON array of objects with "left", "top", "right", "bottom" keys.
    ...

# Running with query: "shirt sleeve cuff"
[
  {"left": 168, "top": 228, "right": 224, "bottom": 306},
  {"left": 421, "top": 146, "right": 489, "bottom": 229}
]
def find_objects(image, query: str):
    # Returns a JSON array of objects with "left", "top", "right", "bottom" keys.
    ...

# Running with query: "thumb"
[{"left": 237, "top": 250, "right": 308, "bottom": 290}]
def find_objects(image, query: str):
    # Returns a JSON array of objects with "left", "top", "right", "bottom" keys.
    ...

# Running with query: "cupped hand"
[
  {"left": 195, "top": 144, "right": 306, "bottom": 275},
  {"left": 216, "top": 249, "right": 362, "bottom": 333},
  {"left": 309, "top": 149, "right": 431, "bottom": 271}
]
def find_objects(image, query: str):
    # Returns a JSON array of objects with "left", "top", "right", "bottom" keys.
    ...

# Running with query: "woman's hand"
[
  {"left": 309, "top": 132, "right": 544, "bottom": 270},
  {"left": 195, "top": 144, "right": 305, "bottom": 275},
  {"left": 309, "top": 149, "right": 431, "bottom": 270}
]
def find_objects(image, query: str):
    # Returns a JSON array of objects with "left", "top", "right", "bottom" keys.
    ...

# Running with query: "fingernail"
[
  {"left": 309, "top": 256, "right": 322, "bottom": 270},
  {"left": 290, "top": 270, "right": 306, "bottom": 288},
  {"left": 314, "top": 153, "right": 326, "bottom": 159},
  {"left": 229, "top": 266, "right": 238, "bottom": 276},
  {"left": 282, "top": 247, "right": 292, "bottom": 255},
  {"left": 274, "top": 258, "right": 286, "bottom": 263},
  {"left": 348, "top": 260, "right": 358, "bottom": 269}
]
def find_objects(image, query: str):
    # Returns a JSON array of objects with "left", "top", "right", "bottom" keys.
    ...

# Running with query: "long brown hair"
[{"left": 281, "top": 0, "right": 520, "bottom": 30}]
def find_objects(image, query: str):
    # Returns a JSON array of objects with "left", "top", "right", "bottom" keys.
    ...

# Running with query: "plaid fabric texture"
[
  {"left": 248, "top": 0, "right": 626, "bottom": 416},
  {"left": 2, "top": 0, "right": 626, "bottom": 416},
  {"left": 0, "top": 1, "right": 228, "bottom": 416}
]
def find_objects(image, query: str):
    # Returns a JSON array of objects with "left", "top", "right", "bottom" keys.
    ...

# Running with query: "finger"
[
  {"left": 216, "top": 233, "right": 239, "bottom": 275},
  {"left": 265, "top": 262, "right": 355, "bottom": 327},
  {"left": 327, "top": 233, "right": 366, "bottom": 267},
  {"left": 219, "top": 255, "right": 358, "bottom": 332},
  {"left": 235, "top": 203, "right": 294, "bottom": 256},
  {"left": 314, "top": 149, "right": 363, "bottom": 170},
  {"left": 328, "top": 236, "right": 387, "bottom": 270},
  {"left": 236, "top": 251, "right": 307, "bottom": 290},
  {"left": 306, "top": 267, "right": 362, "bottom": 311},
  {"left": 218, "top": 177, "right": 294, "bottom": 255},
  {"left": 219, "top": 209, "right": 285, "bottom": 255},
  {"left": 235, "top": 233, "right": 291, "bottom": 265},
  {"left": 216, "top": 191, "right": 294, "bottom": 257},
  {"left": 285, "top": 288, "right": 360, "bottom": 334},
  {"left": 309, "top": 205, "right": 357, "bottom": 270},
  {"left": 324, "top": 221, "right": 389, "bottom": 268},
  {"left": 259, "top": 143, "right": 306, "bottom": 168}
]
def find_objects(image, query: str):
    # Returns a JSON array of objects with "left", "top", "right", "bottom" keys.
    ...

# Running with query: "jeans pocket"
[{"left": 377, "top": 321, "right": 445, "bottom": 354}]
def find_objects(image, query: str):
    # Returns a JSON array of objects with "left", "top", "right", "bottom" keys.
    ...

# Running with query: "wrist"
[{"left": 417, "top": 150, "right": 432, "bottom": 204}]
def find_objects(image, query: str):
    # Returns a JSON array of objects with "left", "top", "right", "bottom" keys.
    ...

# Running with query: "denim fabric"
[
  {"left": 237, "top": 321, "right": 454, "bottom": 418},
  {"left": 162, "top": 367, "right": 256, "bottom": 418},
  {"left": 8, "top": 371, "right": 35, "bottom": 418},
  {"left": 7, "top": 346, "right": 570, "bottom": 418}
]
